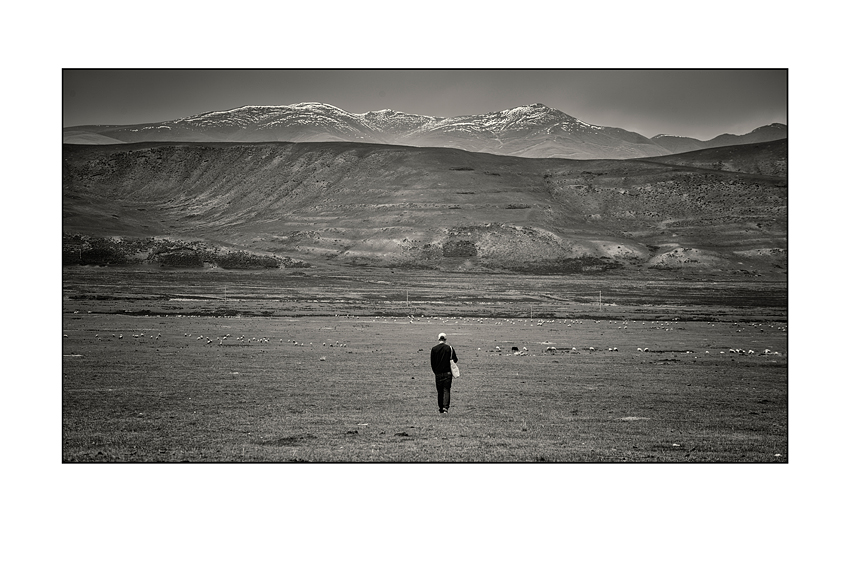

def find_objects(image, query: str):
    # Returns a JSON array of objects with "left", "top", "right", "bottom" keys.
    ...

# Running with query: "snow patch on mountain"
[{"left": 65, "top": 101, "right": 787, "bottom": 160}]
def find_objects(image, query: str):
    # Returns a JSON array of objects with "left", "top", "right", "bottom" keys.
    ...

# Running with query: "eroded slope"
[{"left": 62, "top": 140, "right": 787, "bottom": 276}]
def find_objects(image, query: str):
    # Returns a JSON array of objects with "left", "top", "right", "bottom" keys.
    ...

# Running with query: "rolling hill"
[{"left": 62, "top": 138, "right": 788, "bottom": 277}]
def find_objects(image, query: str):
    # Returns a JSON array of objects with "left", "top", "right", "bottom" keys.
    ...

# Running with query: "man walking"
[{"left": 430, "top": 332, "right": 458, "bottom": 414}]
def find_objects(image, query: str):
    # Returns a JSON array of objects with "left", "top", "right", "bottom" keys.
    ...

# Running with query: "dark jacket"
[{"left": 430, "top": 342, "right": 458, "bottom": 374}]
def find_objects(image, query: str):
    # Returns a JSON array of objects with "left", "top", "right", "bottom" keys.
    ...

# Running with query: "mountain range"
[{"left": 63, "top": 102, "right": 787, "bottom": 160}]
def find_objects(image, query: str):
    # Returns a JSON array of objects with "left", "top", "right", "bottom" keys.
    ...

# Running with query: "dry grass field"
[{"left": 62, "top": 266, "right": 787, "bottom": 462}]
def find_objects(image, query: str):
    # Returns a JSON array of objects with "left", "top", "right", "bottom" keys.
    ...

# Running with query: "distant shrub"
[
  {"left": 158, "top": 252, "right": 204, "bottom": 268},
  {"left": 63, "top": 234, "right": 127, "bottom": 266},
  {"left": 442, "top": 240, "right": 477, "bottom": 257},
  {"left": 216, "top": 251, "right": 280, "bottom": 269},
  {"left": 62, "top": 234, "right": 284, "bottom": 270},
  {"left": 280, "top": 257, "right": 312, "bottom": 268},
  {"left": 79, "top": 240, "right": 129, "bottom": 266},
  {"left": 62, "top": 246, "right": 84, "bottom": 265},
  {"left": 502, "top": 256, "right": 622, "bottom": 275}
]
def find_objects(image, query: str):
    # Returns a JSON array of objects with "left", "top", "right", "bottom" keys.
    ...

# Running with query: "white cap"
[{"left": 438, "top": 333, "right": 447, "bottom": 341}]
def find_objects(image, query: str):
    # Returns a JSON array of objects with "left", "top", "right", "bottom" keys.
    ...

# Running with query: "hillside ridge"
[{"left": 63, "top": 139, "right": 788, "bottom": 278}]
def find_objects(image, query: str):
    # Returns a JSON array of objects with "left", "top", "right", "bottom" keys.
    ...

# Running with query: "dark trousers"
[{"left": 435, "top": 372, "right": 453, "bottom": 411}]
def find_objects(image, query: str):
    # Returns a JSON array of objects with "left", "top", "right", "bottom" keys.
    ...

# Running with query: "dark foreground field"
[{"left": 62, "top": 267, "right": 787, "bottom": 462}]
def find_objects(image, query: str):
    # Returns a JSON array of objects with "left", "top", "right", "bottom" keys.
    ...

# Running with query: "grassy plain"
[{"left": 62, "top": 266, "right": 787, "bottom": 462}]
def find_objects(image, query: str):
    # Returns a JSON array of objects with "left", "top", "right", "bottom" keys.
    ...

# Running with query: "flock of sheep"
[{"left": 64, "top": 314, "right": 786, "bottom": 358}]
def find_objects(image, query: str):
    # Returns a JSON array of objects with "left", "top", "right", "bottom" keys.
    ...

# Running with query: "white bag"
[{"left": 450, "top": 346, "right": 460, "bottom": 378}]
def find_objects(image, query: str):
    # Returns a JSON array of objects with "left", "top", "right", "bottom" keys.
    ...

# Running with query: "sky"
[{"left": 62, "top": 69, "right": 787, "bottom": 141}]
